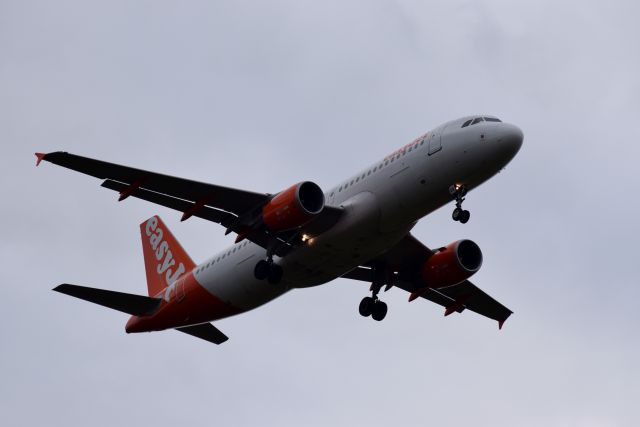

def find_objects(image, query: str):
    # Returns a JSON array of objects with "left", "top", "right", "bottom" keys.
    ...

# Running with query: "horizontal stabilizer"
[
  {"left": 53, "top": 284, "right": 162, "bottom": 316},
  {"left": 176, "top": 322, "right": 229, "bottom": 345}
]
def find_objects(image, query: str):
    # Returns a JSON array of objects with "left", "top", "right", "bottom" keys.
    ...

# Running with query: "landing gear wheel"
[
  {"left": 450, "top": 184, "right": 470, "bottom": 223},
  {"left": 459, "top": 210, "right": 470, "bottom": 224},
  {"left": 359, "top": 297, "right": 375, "bottom": 317},
  {"left": 371, "top": 301, "right": 388, "bottom": 321},
  {"left": 254, "top": 260, "right": 270, "bottom": 280},
  {"left": 267, "top": 264, "right": 284, "bottom": 285}
]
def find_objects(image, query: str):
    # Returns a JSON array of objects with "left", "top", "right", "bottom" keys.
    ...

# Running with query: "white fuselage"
[{"left": 193, "top": 116, "right": 523, "bottom": 314}]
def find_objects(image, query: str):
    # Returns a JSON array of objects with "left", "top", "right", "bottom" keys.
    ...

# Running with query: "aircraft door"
[{"left": 428, "top": 127, "right": 442, "bottom": 155}]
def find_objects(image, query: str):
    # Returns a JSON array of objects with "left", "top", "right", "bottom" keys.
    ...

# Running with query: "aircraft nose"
[
  {"left": 497, "top": 123, "right": 524, "bottom": 158},
  {"left": 504, "top": 123, "right": 524, "bottom": 150}
]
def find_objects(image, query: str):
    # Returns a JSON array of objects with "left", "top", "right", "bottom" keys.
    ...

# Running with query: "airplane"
[{"left": 36, "top": 115, "right": 523, "bottom": 345}]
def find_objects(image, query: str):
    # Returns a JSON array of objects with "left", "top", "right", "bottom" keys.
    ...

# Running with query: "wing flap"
[
  {"left": 101, "top": 179, "right": 234, "bottom": 224},
  {"left": 176, "top": 322, "right": 229, "bottom": 345},
  {"left": 101, "top": 179, "right": 296, "bottom": 257}
]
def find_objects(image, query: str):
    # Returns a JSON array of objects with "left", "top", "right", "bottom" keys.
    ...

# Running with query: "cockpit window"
[
  {"left": 471, "top": 117, "right": 484, "bottom": 125},
  {"left": 461, "top": 119, "right": 472, "bottom": 128},
  {"left": 484, "top": 117, "right": 502, "bottom": 122}
]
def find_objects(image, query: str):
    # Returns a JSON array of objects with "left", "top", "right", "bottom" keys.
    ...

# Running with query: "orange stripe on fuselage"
[{"left": 125, "top": 271, "right": 241, "bottom": 333}]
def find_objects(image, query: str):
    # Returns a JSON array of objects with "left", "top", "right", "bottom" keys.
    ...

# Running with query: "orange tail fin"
[{"left": 140, "top": 216, "right": 196, "bottom": 297}]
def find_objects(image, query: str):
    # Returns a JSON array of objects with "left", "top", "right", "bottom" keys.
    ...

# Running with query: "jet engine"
[
  {"left": 262, "top": 181, "right": 325, "bottom": 232},
  {"left": 420, "top": 240, "right": 483, "bottom": 289}
]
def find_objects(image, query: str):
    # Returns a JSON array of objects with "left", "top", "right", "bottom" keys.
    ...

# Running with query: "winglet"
[
  {"left": 498, "top": 319, "right": 506, "bottom": 330},
  {"left": 35, "top": 152, "right": 46, "bottom": 166}
]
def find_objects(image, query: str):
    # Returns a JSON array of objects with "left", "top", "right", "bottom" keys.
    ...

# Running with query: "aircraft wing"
[
  {"left": 38, "top": 151, "right": 269, "bottom": 214},
  {"left": 36, "top": 151, "right": 342, "bottom": 256},
  {"left": 341, "top": 234, "right": 513, "bottom": 328}
]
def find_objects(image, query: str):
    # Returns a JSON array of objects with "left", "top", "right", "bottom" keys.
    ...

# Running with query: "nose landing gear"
[{"left": 450, "top": 184, "right": 470, "bottom": 224}]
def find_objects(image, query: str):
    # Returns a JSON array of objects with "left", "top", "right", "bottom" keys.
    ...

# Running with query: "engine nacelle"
[
  {"left": 262, "top": 181, "right": 325, "bottom": 232},
  {"left": 421, "top": 240, "right": 483, "bottom": 289}
]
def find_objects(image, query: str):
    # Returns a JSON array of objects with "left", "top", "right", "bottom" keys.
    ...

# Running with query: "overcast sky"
[{"left": 2, "top": 1, "right": 639, "bottom": 426}]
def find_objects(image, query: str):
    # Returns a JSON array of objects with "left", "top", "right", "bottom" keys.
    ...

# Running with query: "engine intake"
[
  {"left": 262, "top": 181, "right": 325, "bottom": 232},
  {"left": 420, "top": 239, "right": 483, "bottom": 289}
]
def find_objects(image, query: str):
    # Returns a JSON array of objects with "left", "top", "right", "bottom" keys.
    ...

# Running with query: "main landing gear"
[
  {"left": 449, "top": 184, "right": 470, "bottom": 224},
  {"left": 254, "top": 259, "right": 283, "bottom": 285},
  {"left": 359, "top": 282, "right": 388, "bottom": 321}
]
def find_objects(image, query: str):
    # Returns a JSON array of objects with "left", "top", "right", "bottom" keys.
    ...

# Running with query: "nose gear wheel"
[{"left": 450, "top": 185, "right": 471, "bottom": 224}]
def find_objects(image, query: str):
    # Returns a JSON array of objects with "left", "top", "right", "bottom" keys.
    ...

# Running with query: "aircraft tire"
[
  {"left": 254, "top": 260, "right": 270, "bottom": 280},
  {"left": 452, "top": 208, "right": 462, "bottom": 221},
  {"left": 459, "top": 210, "right": 470, "bottom": 224},
  {"left": 371, "top": 301, "right": 388, "bottom": 321},
  {"left": 267, "top": 264, "right": 283, "bottom": 285},
  {"left": 359, "top": 297, "right": 374, "bottom": 317}
]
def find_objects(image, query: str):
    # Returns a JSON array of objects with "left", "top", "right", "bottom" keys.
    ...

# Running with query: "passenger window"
[{"left": 462, "top": 119, "right": 472, "bottom": 128}]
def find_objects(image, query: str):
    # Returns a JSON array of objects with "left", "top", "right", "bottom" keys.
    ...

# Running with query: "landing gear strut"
[
  {"left": 359, "top": 281, "right": 388, "bottom": 321},
  {"left": 449, "top": 184, "right": 470, "bottom": 224},
  {"left": 254, "top": 259, "right": 283, "bottom": 284}
]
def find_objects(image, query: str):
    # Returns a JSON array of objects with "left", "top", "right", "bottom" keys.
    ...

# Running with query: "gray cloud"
[{"left": 1, "top": 1, "right": 639, "bottom": 426}]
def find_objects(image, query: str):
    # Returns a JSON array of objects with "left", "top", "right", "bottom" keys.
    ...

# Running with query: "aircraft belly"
[
  {"left": 278, "top": 190, "right": 409, "bottom": 288},
  {"left": 195, "top": 245, "right": 289, "bottom": 312}
]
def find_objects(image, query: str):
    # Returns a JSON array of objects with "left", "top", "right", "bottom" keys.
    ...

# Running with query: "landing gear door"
[{"left": 428, "top": 126, "right": 444, "bottom": 155}]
